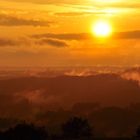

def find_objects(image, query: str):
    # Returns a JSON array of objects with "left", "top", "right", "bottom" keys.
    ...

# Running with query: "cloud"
[
  {"left": 4, "top": 0, "right": 85, "bottom": 5},
  {"left": 3, "top": 0, "right": 140, "bottom": 10},
  {"left": 113, "top": 30, "right": 140, "bottom": 39},
  {"left": 37, "top": 39, "right": 68, "bottom": 47},
  {"left": 122, "top": 67, "right": 140, "bottom": 85},
  {"left": 32, "top": 33, "right": 92, "bottom": 41},
  {"left": 0, "top": 14, "right": 51, "bottom": 26},
  {"left": 0, "top": 38, "right": 23, "bottom": 47},
  {"left": 54, "top": 11, "right": 106, "bottom": 17},
  {"left": 0, "top": 37, "right": 67, "bottom": 48},
  {"left": 32, "top": 30, "right": 140, "bottom": 41},
  {"left": 102, "top": 2, "right": 140, "bottom": 9},
  {"left": 1, "top": 30, "right": 140, "bottom": 48}
]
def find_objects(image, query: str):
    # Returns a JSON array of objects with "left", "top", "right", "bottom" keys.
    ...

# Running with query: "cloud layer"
[
  {"left": 32, "top": 30, "right": 140, "bottom": 41},
  {"left": 0, "top": 30, "right": 140, "bottom": 48},
  {"left": 37, "top": 39, "right": 68, "bottom": 47},
  {"left": 0, "top": 14, "right": 51, "bottom": 26}
]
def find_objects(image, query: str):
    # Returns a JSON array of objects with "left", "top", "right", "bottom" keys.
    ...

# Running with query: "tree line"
[{"left": 0, "top": 117, "right": 140, "bottom": 140}]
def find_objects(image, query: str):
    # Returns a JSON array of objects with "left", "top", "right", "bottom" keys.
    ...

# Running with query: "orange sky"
[{"left": 0, "top": 0, "right": 140, "bottom": 67}]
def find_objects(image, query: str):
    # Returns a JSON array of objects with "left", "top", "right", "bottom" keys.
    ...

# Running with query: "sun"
[{"left": 92, "top": 21, "right": 112, "bottom": 37}]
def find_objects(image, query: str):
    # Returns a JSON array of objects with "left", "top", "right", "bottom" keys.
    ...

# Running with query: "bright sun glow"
[{"left": 92, "top": 21, "right": 112, "bottom": 37}]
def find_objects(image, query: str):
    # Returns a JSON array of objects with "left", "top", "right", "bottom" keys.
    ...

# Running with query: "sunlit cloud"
[{"left": 0, "top": 13, "right": 51, "bottom": 26}]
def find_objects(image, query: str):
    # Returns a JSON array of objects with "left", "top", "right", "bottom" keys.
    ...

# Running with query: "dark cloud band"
[
  {"left": 0, "top": 14, "right": 51, "bottom": 27},
  {"left": 32, "top": 30, "right": 140, "bottom": 41}
]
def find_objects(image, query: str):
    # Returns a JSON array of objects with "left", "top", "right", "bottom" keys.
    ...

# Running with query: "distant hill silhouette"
[{"left": 0, "top": 74, "right": 139, "bottom": 112}]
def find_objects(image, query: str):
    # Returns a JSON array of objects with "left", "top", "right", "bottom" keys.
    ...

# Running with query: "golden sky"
[{"left": 0, "top": 0, "right": 140, "bottom": 67}]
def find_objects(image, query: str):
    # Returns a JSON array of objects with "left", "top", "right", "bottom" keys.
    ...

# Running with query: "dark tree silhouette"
[
  {"left": 3, "top": 122, "right": 48, "bottom": 140},
  {"left": 0, "top": 131, "right": 4, "bottom": 139},
  {"left": 136, "top": 126, "right": 140, "bottom": 138},
  {"left": 62, "top": 117, "right": 93, "bottom": 139}
]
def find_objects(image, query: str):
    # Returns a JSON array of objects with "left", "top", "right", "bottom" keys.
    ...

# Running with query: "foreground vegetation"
[{"left": 0, "top": 117, "right": 140, "bottom": 140}]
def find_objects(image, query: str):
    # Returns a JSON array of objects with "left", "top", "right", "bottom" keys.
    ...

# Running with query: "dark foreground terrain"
[{"left": 0, "top": 117, "right": 140, "bottom": 140}]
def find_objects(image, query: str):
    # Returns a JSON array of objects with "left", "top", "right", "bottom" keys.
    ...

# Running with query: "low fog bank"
[{"left": 0, "top": 67, "right": 140, "bottom": 117}]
